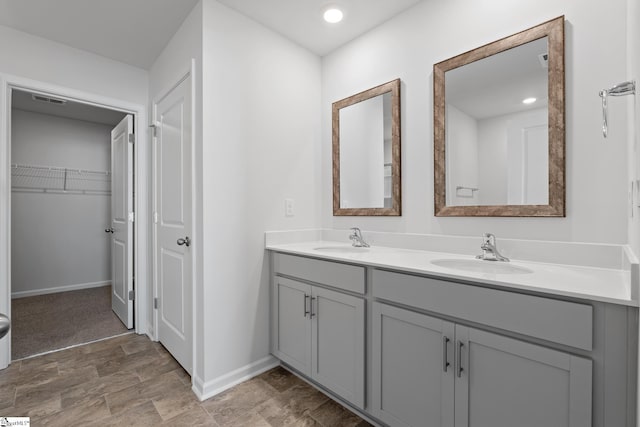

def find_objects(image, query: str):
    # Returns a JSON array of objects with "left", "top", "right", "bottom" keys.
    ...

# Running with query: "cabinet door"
[
  {"left": 454, "top": 326, "right": 592, "bottom": 427},
  {"left": 372, "top": 302, "right": 455, "bottom": 427},
  {"left": 272, "top": 277, "right": 312, "bottom": 375},
  {"left": 311, "top": 286, "right": 365, "bottom": 408}
]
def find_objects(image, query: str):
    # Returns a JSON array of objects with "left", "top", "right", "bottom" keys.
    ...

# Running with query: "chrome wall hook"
[{"left": 599, "top": 80, "right": 635, "bottom": 138}]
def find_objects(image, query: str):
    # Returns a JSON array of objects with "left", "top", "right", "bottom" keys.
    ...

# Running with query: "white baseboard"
[
  {"left": 11, "top": 280, "right": 111, "bottom": 299},
  {"left": 192, "top": 355, "right": 279, "bottom": 401}
]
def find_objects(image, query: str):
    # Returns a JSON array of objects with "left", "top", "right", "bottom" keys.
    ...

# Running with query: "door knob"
[
  {"left": 105, "top": 227, "right": 114, "bottom": 233},
  {"left": 0, "top": 313, "right": 10, "bottom": 340},
  {"left": 177, "top": 237, "right": 191, "bottom": 247}
]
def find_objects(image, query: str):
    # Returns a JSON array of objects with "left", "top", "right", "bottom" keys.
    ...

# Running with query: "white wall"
[
  {"left": 0, "top": 25, "right": 147, "bottom": 105},
  {"left": 199, "top": 0, "right": 321, "bottom": 396},
  {"left": 11, "top": 110, "right": 112, "bottom": 171},
  {"left": 11, "top": 110, "right": 111, "bottom": 296},
  {"left": 322, "top": 0, "right": 629, "bottom": 243}
]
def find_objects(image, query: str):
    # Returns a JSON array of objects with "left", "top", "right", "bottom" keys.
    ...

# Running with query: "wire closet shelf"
[{"left": 11, "top": 164, "right": 111, "bottom": 195}]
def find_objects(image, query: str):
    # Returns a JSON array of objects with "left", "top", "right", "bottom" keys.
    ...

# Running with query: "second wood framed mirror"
[{"left": 434, "top": 16, "right": 565, "bottom": 217}]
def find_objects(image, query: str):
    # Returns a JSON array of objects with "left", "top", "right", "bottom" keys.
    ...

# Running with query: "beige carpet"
[{"left": 11, "top": 285, "right": 130, "bottom": 360}]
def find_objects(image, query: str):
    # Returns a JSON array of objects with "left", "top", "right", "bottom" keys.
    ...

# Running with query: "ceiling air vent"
[
  {"left": 31, "top": 94, "right": 67, "bottom": 106},
  {"left": 538, "top": 52, "right": 548, "bottom": 68}
]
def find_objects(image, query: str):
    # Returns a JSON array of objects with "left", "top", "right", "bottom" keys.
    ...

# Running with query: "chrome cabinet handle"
[
  {"left": 177, "top": 237, "right": 191, "bottom": 247},
  {"left": 443, "top": 336, "right": 450, "bottom": 372},
  {"left": 310, "top": 297, "right": 316, "bottom": 318},
  {"left": 456, "top": 341, "right": 464, "bottom": 378},
  {"left": 105, "top": 227, "right": 114, "bottom": 233},
  {"left": 303, "top": 294, "right": 310, "bottom": 317}
]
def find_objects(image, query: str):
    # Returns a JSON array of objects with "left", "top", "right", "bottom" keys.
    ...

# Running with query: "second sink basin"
[
  {"left": 431, "top": 258, "right": 533, "bottom": 275},
  {"left": 313, "top": 246, "right": 370, "bottom": 254}
]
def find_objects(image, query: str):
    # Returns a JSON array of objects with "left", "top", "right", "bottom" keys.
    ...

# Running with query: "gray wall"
[{"left": 11, "top": 109, "right": 111, "bottom": 297}]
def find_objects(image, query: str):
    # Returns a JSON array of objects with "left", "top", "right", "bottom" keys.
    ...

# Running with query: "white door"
[
  {"left": 506, "top": 111, "right": 549, "bottom": 205},
  {"left": 154, "top": 75, "right": 193, "bottom": 374},
  {"left": 110, "top": 115, "right": 134, "bottom": 329}
]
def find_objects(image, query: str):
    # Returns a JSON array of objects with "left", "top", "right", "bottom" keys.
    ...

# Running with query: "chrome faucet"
[
  {"left": 349, "top": 227, "right": 370, "bottom": 247},
  {"left": 476, "top": 233, "right": 509, "bottom": 262}
]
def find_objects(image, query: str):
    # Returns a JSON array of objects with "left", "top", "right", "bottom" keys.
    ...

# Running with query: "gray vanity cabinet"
[
  {"left": 272, "top": 277, "right": 312, "bottom": 375},
  {"left": 371, "top": 302, "right": 455, "bottom": 427},
  {"left": 372, "top": 301, "right": 592, "bottom": 427},
  {"left": 455, "top": 325, "right": 592, "bottom": 427},
  {"left": 271, "top": 273, "right": 365, "bottom": 408},
  {"left": 311, "top": 285, "right": 365, "bottom": 408}
]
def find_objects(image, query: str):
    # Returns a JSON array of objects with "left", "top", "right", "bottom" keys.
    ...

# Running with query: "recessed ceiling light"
[
  {"left": 323, "top": 8, "right": 343, "bottom": 23},
  {"left": 522, "top": 97, "right": 537, "bottom": 105}
]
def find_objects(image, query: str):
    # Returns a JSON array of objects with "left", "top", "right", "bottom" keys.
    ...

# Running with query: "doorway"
[{"left": 9, "top": 88, "right": 136, "bottom": 359}]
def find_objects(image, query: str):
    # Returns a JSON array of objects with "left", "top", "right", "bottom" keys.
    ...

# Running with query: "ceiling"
[
  {"left": 446, "top": 38, "right": 549, "bottom": 119},
  {"left": 215, "top": 0, "right": 423, "bottom": 56},
  {"left": 0, "top": 0, "right": 200, "bottom": 69},
  {"left": 12, "top": 89, "right": 127, "bottom": 126},
  {"left": 0, "top": 0, "right": 424, "bottom": 69}
]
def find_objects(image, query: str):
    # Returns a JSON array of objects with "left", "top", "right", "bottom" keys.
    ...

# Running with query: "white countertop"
[{"left": 266, "top": 241, "right": 637, "bottom": 307}]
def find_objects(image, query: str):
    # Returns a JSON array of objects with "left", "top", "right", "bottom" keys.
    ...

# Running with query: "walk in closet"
[{"left": 10, "top": 89, "right": 130, "bottom": 359}]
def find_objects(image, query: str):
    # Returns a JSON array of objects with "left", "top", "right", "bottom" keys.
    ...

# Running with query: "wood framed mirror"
[
  {"left": 333, "top": 79, "right": 401, "bottom": 216},
  {"left": 434, "top": 16, "right": 565, "bottom": 217}
]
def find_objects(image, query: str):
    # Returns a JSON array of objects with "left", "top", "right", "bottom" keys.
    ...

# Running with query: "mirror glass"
[
  {"left": 434, "top": 16, "right": 565, "bottom": 217},
  {"left": 339, "top": 93, "right": 392, "bottom": 209},
  {"left": 446, "top": 37, "right": 549, "bottom": 206},
  {"left": 333, "top": 79, "right": 401, "bottom": 216}
]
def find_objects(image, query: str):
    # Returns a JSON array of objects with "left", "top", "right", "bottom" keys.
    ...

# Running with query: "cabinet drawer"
[
  {"left": 273, "top": 253, "right": 365, "bottom": 294},
  {"left": 372, "top": 269, "right": 593, "bottom": 351}
]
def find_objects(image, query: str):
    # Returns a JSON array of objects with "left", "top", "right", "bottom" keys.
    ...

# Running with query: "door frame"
[
  {"left": 0, "top": 73, "right": 149, "bottom": 369},
  {"left": 150, "top": 59, "right": 197, "bottom": 378}
]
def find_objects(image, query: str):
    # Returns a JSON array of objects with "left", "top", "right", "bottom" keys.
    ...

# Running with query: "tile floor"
[{"left": 0, "top": 333, "right": 372, "bottom": 426}]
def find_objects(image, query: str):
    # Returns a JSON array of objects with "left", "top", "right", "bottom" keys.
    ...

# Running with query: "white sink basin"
[
  {"left": 313, "top": 246, "right": 370, "bottom": 254},
  {"left": 431, "top": 258, "right": 533, "bottom": 275}
]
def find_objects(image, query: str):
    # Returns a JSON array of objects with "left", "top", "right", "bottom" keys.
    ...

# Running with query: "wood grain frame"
[
  {"left": 433, "top": 16, "right": 565, "bottom": 217},
  {"left": 333, "top": 79, "right": 401, "bottom": 216}
]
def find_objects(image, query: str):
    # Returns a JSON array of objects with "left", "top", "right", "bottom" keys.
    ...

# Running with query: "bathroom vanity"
[{"left": 267, "top": 237, "right": 638, "bottom": 427}]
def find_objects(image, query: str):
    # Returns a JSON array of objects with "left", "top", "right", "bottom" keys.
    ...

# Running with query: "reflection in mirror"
[
  {"left": 339, "top": 93, "right": 392, "bottom": 208},
  {"left": 333, "top": 79, "right": 401, "bottom": 216},
  {"left": 434, "top": 16, "right": 565, "bottom": 217},
  {"left": 446, "top": 37, "right": 549, "bottom": 206}
]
